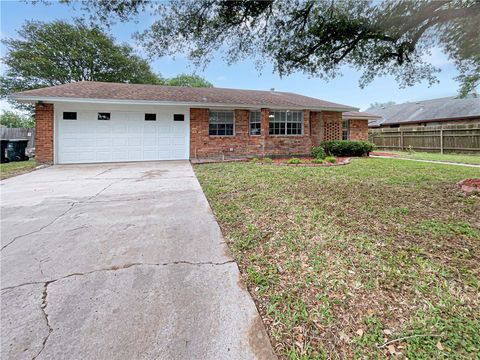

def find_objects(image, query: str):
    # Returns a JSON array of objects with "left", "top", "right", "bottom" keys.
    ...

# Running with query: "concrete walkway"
[
  {"left": 370, "top": 155, "right": 480, "bottom": 168},
  {"left": 1, "top": 161, "right": 275, "bottom": 360}
]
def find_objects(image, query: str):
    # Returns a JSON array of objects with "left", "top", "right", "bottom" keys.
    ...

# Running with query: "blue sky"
[{"left": 1, "top": 0, "right": 462, "bottom": 112}]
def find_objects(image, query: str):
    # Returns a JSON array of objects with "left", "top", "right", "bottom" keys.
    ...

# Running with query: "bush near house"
[
  {"left": 287, "top": 157, "right": 302, "bottom": 164},
  {"left": 325, "top": 156, "right": 336, "bottom": 163},
  {"left": 311, "top": 146, "right": 326, "bottom": 160},
  {"left": 321, "top": 140, "right": 375, "bottom": 157}
]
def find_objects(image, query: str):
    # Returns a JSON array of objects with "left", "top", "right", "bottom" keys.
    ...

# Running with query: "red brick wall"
[
  {"left": 310, "top": 111, "right": 323, "bottom": 146},
  {"left": 35, "top": 103, "right": 54, "bottom": 164},
  {"left": 189, "top": 108, "right": 342, "bottom": 159},
  {"left": 323, "top": 111, "right": 342, "bottom": 141},
  {"left": 348, "top": 119, "right": 369, "bottom": 140},
  {"left": 190, "top": 108, "right": 264, "bottom": 158}
]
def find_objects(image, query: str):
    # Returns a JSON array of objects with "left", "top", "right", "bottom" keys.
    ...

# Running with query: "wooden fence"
[
  {"left": 369, "top": 125, "right": 480, "bottom": 153},
  {"left": 0, "top": 127, "right": 36, "bottom": 149}
]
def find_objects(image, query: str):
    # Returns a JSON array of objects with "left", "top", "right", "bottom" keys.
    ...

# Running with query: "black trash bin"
[
  {"left": 1, "top": 140, "right": 9, "bottom": 163},
  {"left": 6, "top": 139, "right": 29, "bottom": 162}
]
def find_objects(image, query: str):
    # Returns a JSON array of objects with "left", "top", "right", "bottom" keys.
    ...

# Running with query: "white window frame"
[
  {"left": 268, "top": 110, "right": 304, "bottom": 136},
  {"left": 249, "top": 110, "right": 261, "bottom": 136},
  {"left": 208, "top": 110, "right": 235, "bottom": 136}
]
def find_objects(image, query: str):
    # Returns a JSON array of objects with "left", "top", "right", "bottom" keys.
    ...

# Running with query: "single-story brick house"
[{"left": 12, "top": 81, "right": 376, "bottom": 164}]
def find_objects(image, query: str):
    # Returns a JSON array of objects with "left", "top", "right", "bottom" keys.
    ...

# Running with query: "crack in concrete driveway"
[{"left": 1, "top": 161, "right": 275, "bottom": 360}]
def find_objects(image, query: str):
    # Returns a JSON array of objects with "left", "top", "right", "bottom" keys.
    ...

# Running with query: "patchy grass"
[
  {"left": 0, "top": 160, "right": 36, "bottom": 180},
  {"left": 386, "top": 151, "right": 480, "bottom": 165},
  {"left": 194, "top": 158, "right": 480, "bottom": 359}
]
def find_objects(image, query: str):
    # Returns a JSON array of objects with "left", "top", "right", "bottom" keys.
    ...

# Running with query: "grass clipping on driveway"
[{"left": 194, "top": 158, "right": 480, "bottom": 359}]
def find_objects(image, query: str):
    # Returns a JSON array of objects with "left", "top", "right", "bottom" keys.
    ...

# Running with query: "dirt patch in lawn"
[
  {"left": 370, "top": 151, "right": 401, "bottom": 157},
  {"left": 255, "top": 156, "right": 350, "bottom": 166}
]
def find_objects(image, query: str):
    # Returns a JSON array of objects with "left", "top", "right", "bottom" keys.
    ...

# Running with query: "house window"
[
  {"left": 208, "top": 110, "right": 234, "bottom": 136},
  {"left": 342, "top": 118, "right": 349, "bottom": 140},
  {"left": 269, "top": 110, "right": 303, "bottom": 135},
  {"left": 63, "top": 112, "right": 77, "bottom": 120},
  {"left": 145, "top": 113, "right": 156, "bottom": 121},
  {"left": 249, "top": 111, "right": 261, "bottom": 136},
  {"left": 98, "top": 112, "right": 111, "bottom": 120},
  {"left": 174, "top": 114, "right": 185, "bottom": 121}
]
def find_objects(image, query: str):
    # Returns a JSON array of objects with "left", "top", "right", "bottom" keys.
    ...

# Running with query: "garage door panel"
[
  {"left": 171, "top": 150, "right": 185, "bottom": 158},
  {"left": 77, "top": 138, "right": 95, "bottom": 147},
  {"left": 58, "top": 110, "right": 188, "bottom": 164},
  {"left": 128, "top": 150, "right": 142, "bottom": 160},
  {"left": 112, "top": 124, "right": 128, "bottom": 134},
  {"left": 143, "top": 137, "right": 158, "bottom": 146},
  {"left": 172, "top": 137, "right": 186, "bottom": 145},
  {"left": 158, "top": 137, "right": 173, "bottom": 146},
  {"left": 77, "top": 152, "right": 96, "bottom": 162},
  {"left": 158, "top": 124, "right": 171, "bottom": 133},
  {"left": 112, "top": 138, "right": 128, "bottom": 146},
  {"left": 127, "top": 138, "right": 141, "bottom": 146}
]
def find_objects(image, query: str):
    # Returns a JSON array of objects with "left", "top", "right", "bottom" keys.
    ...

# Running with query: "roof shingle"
[
  {"left": 12, "top": 81, "right": 356, "bottom": 111},
  {"left": 367, "top": 95, "right": 480, "bottom": 127}
]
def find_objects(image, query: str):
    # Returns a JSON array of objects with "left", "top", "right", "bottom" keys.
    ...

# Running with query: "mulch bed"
[
  {"left": 191, "top": 158, "right": 249, "bottom": 165},
  {"left": 457, "top": 178, "right": 480, "bottom": 194},
  {"left": 256, "top": 156, "right": 350, "bottom": 166}
]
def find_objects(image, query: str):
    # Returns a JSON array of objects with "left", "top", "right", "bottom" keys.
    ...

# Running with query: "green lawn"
[
  {"left": 0, "top": 160, "right": 36, "bottom": 180},
  {"left": 383, "top": 151, "right": 480, "bottom": 165},
  {"left": 195, "top": 158, "right": 480, "bottom": 359}
]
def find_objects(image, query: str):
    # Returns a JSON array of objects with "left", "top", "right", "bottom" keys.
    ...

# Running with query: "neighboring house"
[
  {"left": 342, "top": 111, "right": 382, "bottom": 141},
  {"left": 12, "top": 81, "right": 368, "bottom": 164},
  {"left": 368, "top": 95, "right": 480, "bottom": 129}
]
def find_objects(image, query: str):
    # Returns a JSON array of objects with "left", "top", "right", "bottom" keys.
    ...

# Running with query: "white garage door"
[{"left": 57, "top": 110, "right": 189, "bottom": 164}]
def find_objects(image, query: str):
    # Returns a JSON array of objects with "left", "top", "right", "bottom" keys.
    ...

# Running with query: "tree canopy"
[
  {"left": 0, "top": 111, "right": 35, "bottom": 128},
  {"left": 0, "top": 20, "right": 162, "bottom": 111},
  {"left": 165, "top": 74, "right": 213, "bottom": 88},
  {"left": 55, "top": 0, "right": 480, "bottom": 96}
]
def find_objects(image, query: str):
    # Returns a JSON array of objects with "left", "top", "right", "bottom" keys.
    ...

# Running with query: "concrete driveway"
[{"left": 1, "top": 161, "right": 275, "bottom": 360}]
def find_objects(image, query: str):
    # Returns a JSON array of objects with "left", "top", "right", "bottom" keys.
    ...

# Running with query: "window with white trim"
[
  {"left": 208, "top": 110, "right": 234, "bottom": 136},
  {"left": 342, "top": 118, "right": 349, "bottom": 140},
  {"left": 249, "top": 111, "right": 261, "bottom": 136},
  {"left": 269, "top": 110, "right": 303, "bottom": 135}
]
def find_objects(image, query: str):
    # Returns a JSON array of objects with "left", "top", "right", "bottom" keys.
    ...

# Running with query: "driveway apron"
[{"left": 1, "top": 161, "right": 275, "bottom": 360}]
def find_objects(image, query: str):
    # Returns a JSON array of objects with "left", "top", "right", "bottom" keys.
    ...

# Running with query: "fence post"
[
  {"left": 400, "top": 130, "right": 404, "bottom": 150},
  {"left": 440, "top": 128, "right": 444, "bottom": 154}
]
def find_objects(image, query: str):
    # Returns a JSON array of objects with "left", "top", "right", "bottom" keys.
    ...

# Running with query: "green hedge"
[
  {"left": 311, "top": 146, "right": 326, "bottom": 160},
  {"left": 320, "top": 140, "right": 375, "bottom": 157}
]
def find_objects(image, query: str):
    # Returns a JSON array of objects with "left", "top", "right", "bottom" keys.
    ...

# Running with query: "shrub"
[
  {"left": 325, "top": 156, "right": 336, "bottom": 163},
  {"left": 320, "top": 140, "right": 375, "bottom": 157},
  {"left": 311, "top": 146, "right": 326, "bottom": 160},
  {"left": 262, "top": 157, "right": 274, "bottom": 163},
  {"left": 287, "top": 157, "right": 301, "bottom": 164},
  {"left": 312, "top": 158, "right": 324, "bottom": 164},
  {"left": 250, "top": 157, "right": 259, "bottom": 163}
]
